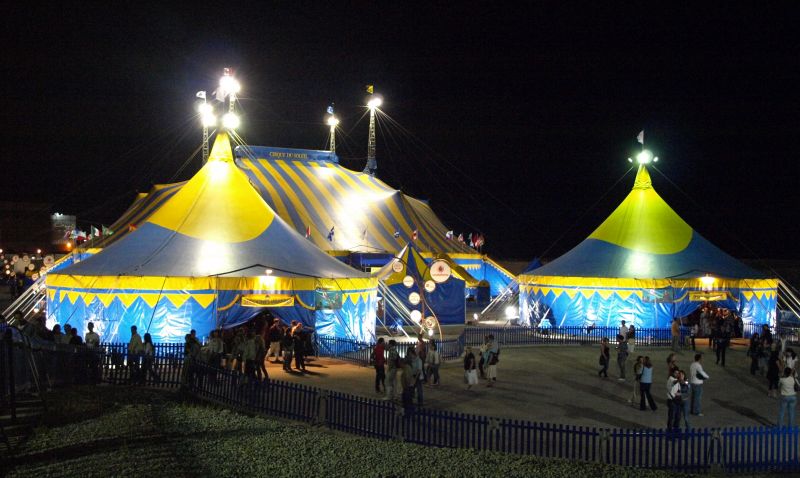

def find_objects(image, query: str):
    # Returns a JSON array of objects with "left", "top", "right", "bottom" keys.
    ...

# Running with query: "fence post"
[
  {"left": 393, "top": 403, "right": 405, "bottom": 442},
  {"left": 708, "top": 428, "right": 723, "bottom": 473},
  {"left": 599, "top": 429, "right": 610, "bottom": 464},
  {"left": 314, "top": 388, "right": 329, "bottom": 427}
]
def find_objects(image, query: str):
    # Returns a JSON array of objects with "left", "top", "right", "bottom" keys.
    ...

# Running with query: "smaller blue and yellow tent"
[
  {"left": 520, "top": 165, "right": 777, "bottom": 329},
  {"left": 375, "top": 244, "right": 476, "bottom": 326},
  {"left": 46, "top": 133, "right": 377, "bottom": 343}
]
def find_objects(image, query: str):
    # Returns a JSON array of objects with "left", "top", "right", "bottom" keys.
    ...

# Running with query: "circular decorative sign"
[
  {"left": 408, "top": 292, "right": 421, "bottom": 305},
  {"left": 391, "top": 260, "right": 403, "bottom": 273},
  {"left": 424, "top": 316, "right": 438, "bottom": 329},
  {"left": 12, "top": 255, "right": 19, "bottom": 263},
  {"left": 27, "top": 263, "right": 35, "bottom": 271},
  {"left": 22, "top": 255, "right": 31, "bottom": 265},
  {"left": 429, "top": 259, "right": 451, "bottom": 283},
  {"left": 43, "top": 255, "right": 55, "bottom": 267},
  {"left": 31, "top": 273, "right": 39, "bottom": 280},
  {"left": 410, "top": 310, "right": 422, "bottom": 323},
  {"left": 402, "top": 275, "right": 415, "bottom": 288},
  {"left": 424, "top": 280, "right": 436, "bottom": 293}
]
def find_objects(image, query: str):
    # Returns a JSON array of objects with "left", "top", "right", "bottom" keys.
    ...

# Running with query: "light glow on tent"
[
  {"left": 626, "top": 251, "right": 654, "bottom": 276},
  {"left": 197, "top": 241, "right": 230, "bottom": 276},
  {"left": 700, "top": 274, "right": 716, "bottom": 290}
]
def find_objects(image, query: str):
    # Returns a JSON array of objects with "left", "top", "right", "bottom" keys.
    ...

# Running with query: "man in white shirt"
[
  {"left": 84, "top": 321, "right": 100, "bottom": 348},
  {"left": 689, "top": 353, "right": 709, "bottom": 416},
  {"left": 666, "top": 370, "right": 680, "bottom": 430},
  {"left": 619, "top": 320, "right": 629, "bottom": 340}
]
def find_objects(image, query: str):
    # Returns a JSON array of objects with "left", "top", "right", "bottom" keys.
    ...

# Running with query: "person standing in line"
[
  {"left": 142, "top": 333, "right": 161, "bottom": 384},
  {"left": 629, "top": 356, "right": 643, "bottom": 405},
  {"left": 671, "top": 318, "right": 681, "bottom": 352},
  {"left": 373, "top": 338, "right": 386, "bottom": 394},
  {"left": 383, "top": 340, "right": 399, "bottom": 401},
  {"left": 627, "top": 324, "right": 636, "bottom": 353},
  {"left": 639, "top": 356, "right": 657, "bottom": 411},
  {"left": 85, "top": 322, "right": 100, "bottom": 349},
  {"left": 598, "top": 337, "right": 610, "bottom": 378},
  {"left": 208, "top": 330, "right": 224, "bottom": 368},
  {"left": 242, "top": 329, "right": 258, "bottom": 381},
  {"left": 426, "top": 341, "right": 441, "bottom": 386},
  {"left": 784, "top": 348, "right": 797, "bottom": 377},
  {"left": 415, "top": 332, "right": 428, "bottom": 381},
  {"left": 484, "top": 335, "right": 499, "bottom": 386},
  {"left": 280, "top": 329, "right": 294, "bottom": 372},
  {"left": 777, "top": 367, "right": 798, "bottom": 427},
  {"left": 464, "top": 346, "right": 478, "bottom": 389},
  {"left": 266, "top": 319, "right": 283, "bottom": 363},
  {"left": 293, "top": 328, "right": 307, "bottom": 373},
  {"left": 666, "top": 353, "right": 679, "bottom": 377},
  {"left": 128, "top": 325, "right": 144, "bottom": 383},
  {"left": 689, "top": 353, "right": 709, "bottom": 416},
  {"left": 619, "top": 320, "right": 629, "bottom": 340},
  {"left": 616, "top": 335, "right": 629, "bottom": 382},
  {"left": 690, "top": 323, "right": 698, "bottom": 351}
]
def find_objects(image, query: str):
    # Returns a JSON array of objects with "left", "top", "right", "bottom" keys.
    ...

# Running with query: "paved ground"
[{"left": 264, "top": 342, "right": 788, "bottom": 430}]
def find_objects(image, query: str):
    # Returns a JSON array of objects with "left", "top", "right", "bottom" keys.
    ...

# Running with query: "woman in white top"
[
  {"left": 784, "top": 349, "right": 797, "bottom": 376},
  {"left": 777, "top": 367, "right": 797, "bottom": 428}
]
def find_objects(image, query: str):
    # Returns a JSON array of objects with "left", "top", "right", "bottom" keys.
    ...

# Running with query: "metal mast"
[
  {"left": 327, "top": 105, "right": 339, "bottom": 153},
  {"left": 364, "top": 94, "right": 381, "bottom": 176}
]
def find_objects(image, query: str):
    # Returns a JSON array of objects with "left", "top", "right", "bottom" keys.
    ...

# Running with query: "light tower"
[
  {"left": 327, "top": 114, "right": 339, "bottom": 153},
  {"left": 218, "top": 68, "right": 241, "bottom": 132},
  {"left": 197, "top": 91, "right": 216, "bottom": 163},
  {"left": 363, "top": 94, "right": 382, "bottom": 176}
]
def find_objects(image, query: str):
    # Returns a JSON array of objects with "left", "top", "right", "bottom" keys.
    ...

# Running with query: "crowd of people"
[
  {"left": 372, "top": 333, "right": 499, "bottom": 412},
  {"left": 598, "top": 319, "right": 798, "bottom": 430}
]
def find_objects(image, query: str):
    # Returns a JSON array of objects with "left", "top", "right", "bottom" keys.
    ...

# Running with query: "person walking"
[
  {"left": 689, "top": 353, "right": 709, "bottom": 416},
  {"left": 616, "top": 335, "right": 629, "bottom": 381},
  {"left": 677, "top": 370, "right": 691, "bottom": 430},
  {"left": 619, "top": 320, "right": 629, "bottom": 340},
  {"left": 690, "top": 323, "right": 698, "bottom": 351},
  {"left": 255, "top": 329, "right": 268, "bottom": 380},
  {"left": 666, "top": 368, "right": 681, "bottom": 430},
  {"left": 266, "top": 319, "right": 283, "bottom": 363},
  {"left": 383, "top": 340, "right": 399, "bottom": 401},
  {"left": 373, "top": 338, "right": 386, "bottom": 394},
  {"left": 767, "top": 349, "right": 782, "bottom": 398},
  {"left": 426, "top": 341, "right": 441, "bottom": 386},
  {"left": 598, "top": 337, "right": 610, "bottom": 378},
  {"left": 464, "top": 346, "right": 478, "bottom": 389},
  {"left": 409, "top": 347, "right": 424, "bottom": 406},
  {"left": 629, "top": 356, "right": 643, "bottom": 405},
  {"left": 484, "top": 335, "right": 499, "bottom": 386},
  {"left": 292, "top": 328, "right": 307, "bottom": 372},
  {"left": 715, "top": 325, "right": 730, "bottom": 367},
  {"left": 627, "top": 324, "right": 636, "bottom": 353},
  {"left": 639, "top": 356, "right": 657, "bottom": 411},
  {"left": 749, "top": 333, "right": 762, "bottom": 375},
  {"left": 478, "top": 335, "right": 489, "bottom": 379},
  {"left": 242, "top": 329, "right": 258, "bottom": 381},
  {"left": 777, "top": 367, "right": 798, "bottom": 427},
  {"left": 400, "top": 356, "right": 416, "bottom": 413},
  {"left": 671, "top": 318, "right": 681, "bottom": 352},
  {"left": 784, "top": 348, "right": 797, "bottom": 377}
]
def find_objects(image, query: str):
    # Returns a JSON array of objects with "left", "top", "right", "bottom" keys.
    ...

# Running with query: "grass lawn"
[{"left": 3, "top": 386, "right": 691, "bottom": 478}]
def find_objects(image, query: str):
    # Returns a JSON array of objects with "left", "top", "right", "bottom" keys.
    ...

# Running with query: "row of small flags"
[
  {"left": 67, "top": 225, "right": 114, "bottom": 241},
  {"left": 446, "top": 231, "right": 485, "bottom": 248},
  {"left": 304, "top": 224, "right": 484, "bottom": 248}
]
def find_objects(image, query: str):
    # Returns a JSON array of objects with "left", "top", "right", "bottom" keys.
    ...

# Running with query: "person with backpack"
[
  {"left": 383, "top": 340, "right": 400, "bottom": 401},
  {"left": 373, "top": 338, "right": 386, "bottom": 394},
  {"left": 689, "top": 353, "right": 709, "bottom": 416}
]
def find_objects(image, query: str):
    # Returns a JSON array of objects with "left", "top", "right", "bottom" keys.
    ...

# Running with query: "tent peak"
[
  {"left": 208, "top": 132, "right": 233, "bottom": 163},
  {"left": 632, "top": 165, "right": 652, "bottom": 190}
]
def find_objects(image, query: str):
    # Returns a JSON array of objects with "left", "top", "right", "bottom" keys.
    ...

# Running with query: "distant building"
[{"left": 0, "top": 202, "right": 75, "bottom": 253}]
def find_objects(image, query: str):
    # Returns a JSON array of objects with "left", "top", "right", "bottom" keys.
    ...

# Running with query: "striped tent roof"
[{"left": 235, "top": 146, "right": 475, "bottom": 255}]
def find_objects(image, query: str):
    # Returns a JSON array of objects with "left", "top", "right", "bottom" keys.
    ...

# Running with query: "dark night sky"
[{"left": 3, "top": 3, "right": 799, "bottom": 260}]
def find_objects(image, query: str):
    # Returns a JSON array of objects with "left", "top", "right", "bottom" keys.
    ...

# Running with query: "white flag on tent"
[
  {"left": 196, "top": 91, "right": 206, "bottom": 99},
  {"left": 637, "top": 130, "right": 644, "bottom": 144}
]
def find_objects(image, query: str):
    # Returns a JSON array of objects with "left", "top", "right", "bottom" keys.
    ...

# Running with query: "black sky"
[{"left": 3, "top": 2, "right": 799, "bottom": 260}]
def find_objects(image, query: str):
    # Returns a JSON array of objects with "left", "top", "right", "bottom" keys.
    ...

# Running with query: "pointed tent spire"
[
  {"left": 633, "top": 165, "right": 653, "bottom": 190},
  {"left": 207, "top": 132, "right": 233, "bottom": 163}
]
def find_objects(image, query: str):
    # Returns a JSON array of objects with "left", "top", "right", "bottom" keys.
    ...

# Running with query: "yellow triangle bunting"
[
  {"left": 192, "top": 294, "right": 216, "bottom": 309},
  {"left": 96, "top": 293, "right": 115, "bottom": 307},
  {"left": 164, "top": 294, "right": 191, "bottom": 309},
  {"left": 117, "top": 294, "right": 139, "bottom": 308}
]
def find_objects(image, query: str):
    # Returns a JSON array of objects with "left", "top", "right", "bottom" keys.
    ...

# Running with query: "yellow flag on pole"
[{"left": 366, "top": 84, "right": 374, "bottom": 94}]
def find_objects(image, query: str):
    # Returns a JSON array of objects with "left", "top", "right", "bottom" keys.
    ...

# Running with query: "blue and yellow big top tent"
[
  {"left": 46, "top": 134, "right": 377, "bottom": 343},
  {"left": 519, "top": 165, "right": 777, "bottom": 329}
]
